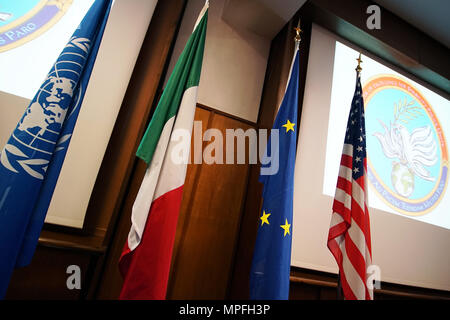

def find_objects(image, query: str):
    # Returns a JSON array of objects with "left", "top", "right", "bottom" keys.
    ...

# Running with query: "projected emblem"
[
  {"left": 0, "top": 0, "right": 72, "bottom": 52},
  {"left": 363, "top": 75, "right": 448, "bottom": 216}
]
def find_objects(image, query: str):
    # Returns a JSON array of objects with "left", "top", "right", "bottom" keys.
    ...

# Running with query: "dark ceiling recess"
[
  {"left": 373, "top": 0, "right": 450, "bottom": 49},
  {"left": 302, "top": 0, "right": 450, "bottom": 96},
  {"left": 221, "top": 0, "right": 449, "bottom": 95}
]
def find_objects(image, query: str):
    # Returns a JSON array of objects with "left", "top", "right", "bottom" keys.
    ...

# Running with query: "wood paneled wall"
[
  {"left": 167, "top": 106, "right": 255, "bottom": 299},
  {"left": 6, "top": 246, "right": 94, "bottom": 300}
]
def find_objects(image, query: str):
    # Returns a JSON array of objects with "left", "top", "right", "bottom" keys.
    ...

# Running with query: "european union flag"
[
  {"left": 0, "top": 0, "right": 112, "bottom": 298},
  {"left": 250, "top": 45, "right": 299, "bottom": 299}
]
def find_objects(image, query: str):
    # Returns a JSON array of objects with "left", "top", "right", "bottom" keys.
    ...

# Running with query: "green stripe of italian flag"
[{"left": 119, "top": 2, "right": 208, "bottom": 300}]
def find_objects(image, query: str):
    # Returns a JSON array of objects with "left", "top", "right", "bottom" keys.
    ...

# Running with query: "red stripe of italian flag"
[{"left": 119, "top": 2, "right": 208, "bottom": 300}]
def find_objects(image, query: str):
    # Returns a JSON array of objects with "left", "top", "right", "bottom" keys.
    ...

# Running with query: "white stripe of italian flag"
[{"left": 119, "top": 2, "right": 208, "bottom": 300}]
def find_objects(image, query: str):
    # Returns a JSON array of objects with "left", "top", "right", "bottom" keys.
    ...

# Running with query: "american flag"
[{"left": 327, "top": 70, "right": 373, "bottom": 300}]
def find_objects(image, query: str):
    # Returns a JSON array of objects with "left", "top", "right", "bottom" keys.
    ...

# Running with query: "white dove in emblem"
[{"left": 373, "top": 119, "right": 438, "bottom": 182}]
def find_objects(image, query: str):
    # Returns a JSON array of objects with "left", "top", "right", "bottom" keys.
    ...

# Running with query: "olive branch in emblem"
[
  {"left": 66, "top": 37, "right": 91, "bottom": 53},
  {"left": 393, "top": 98, "right": 423, "bottom": 124},
  {"left": 0, "top": 144, "right": 49, "bottom": 180},
  {"left": 48, "top": 0, "right": 73, "bottom": 11},
  {"left": 55, "top": 134, "right": 72, "bottom": 152}
]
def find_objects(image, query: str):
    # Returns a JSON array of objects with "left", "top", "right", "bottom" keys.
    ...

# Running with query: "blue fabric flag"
[
  {"left": 250, "top": 46, "right": 299, "bottom": 300},
  {"left": 0, "top": 0, "right": 112, "bottom": 298}
]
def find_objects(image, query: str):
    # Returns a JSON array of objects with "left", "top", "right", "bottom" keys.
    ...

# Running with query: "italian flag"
[{"left": 119, "top": 2, "right": 208, "bottom": 300}]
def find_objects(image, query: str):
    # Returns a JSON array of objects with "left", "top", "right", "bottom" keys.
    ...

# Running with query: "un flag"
[{"left": 0, "top": 0, "right": 112, "bottom": 299}]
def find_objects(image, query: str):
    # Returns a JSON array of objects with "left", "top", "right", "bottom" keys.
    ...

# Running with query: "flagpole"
[
  {"left": 293, "top": 18, "right": 301, "bottom": 65},
  {"left": 294, "top": 18, "right": 302, "bottom": 44},
  {"left": 337, "top": 274, "right": 344, "bottom": 300},
  {"left": 356, "top": 52, "right": 363, "bottom": 73},
  {"left": 277, "top": 18, "right": 301, "bottom": 115},
  {"left": 287, "top": 18, "right": 302, "bottom": 89}
]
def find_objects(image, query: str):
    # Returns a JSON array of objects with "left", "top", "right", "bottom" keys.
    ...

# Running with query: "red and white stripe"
[{"left": 327, "top": 144, "right": 373, "bottom": 300}]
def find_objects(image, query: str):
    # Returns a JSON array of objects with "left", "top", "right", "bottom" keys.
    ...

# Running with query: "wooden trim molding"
[
  {"left": 38, "top": 230, "right": 105, "bottom": 255},
  {"left": 290, "top": 267, "right": 450, "bottom": 300},
  {"left": 196, "top": 103, "right": 257, "bottom": 127}
]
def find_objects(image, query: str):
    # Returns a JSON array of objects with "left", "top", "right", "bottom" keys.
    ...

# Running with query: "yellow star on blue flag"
[{"left": 282, "top": 120, "right": 295, "bottom": 133}]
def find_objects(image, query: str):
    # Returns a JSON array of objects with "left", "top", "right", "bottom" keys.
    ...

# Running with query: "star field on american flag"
[{"left": 345, "top": 74, "right": 366, "bottom": 181}]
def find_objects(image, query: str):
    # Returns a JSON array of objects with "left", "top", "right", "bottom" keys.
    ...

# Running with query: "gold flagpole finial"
[
  {"left": 356, "top": 52, "right": 363, "bottom": 72},
  {"left": 294, "top": 19, "right": 302, "bottom": 43}
]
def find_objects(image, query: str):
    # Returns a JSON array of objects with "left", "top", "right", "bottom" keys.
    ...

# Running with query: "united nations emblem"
[
  {"left": 0, "top": 0, "right": 72, "bottom": 52},
  {"left": 0, "top": 36, "right": 89, "bottom": 179},
  {"left": 363, "top": 75, "right": 448, "bottom": 216}
]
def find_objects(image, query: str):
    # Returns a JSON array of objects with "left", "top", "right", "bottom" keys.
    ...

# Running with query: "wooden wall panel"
[
  {"left": 167, "top": 111, "right": 255, "bottom": 299},
  {"left": 6, "top": 246, "right": 93, "bottom": 300},
  {"left": 168, "top": 107, "right": 211, "bottom": 286}
]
